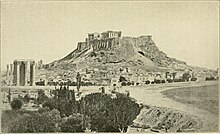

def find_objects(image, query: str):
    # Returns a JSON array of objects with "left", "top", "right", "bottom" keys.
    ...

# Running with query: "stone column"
[
  {"left": 30, "top": 61, "right": 35, "bottom": 86},
  {"left": 16, "top": 62, "right": 20, "bottom": 86},
  {"left": 10, "top": 64, "right": 13, "bottom": 75},
  {"left": 6, "top": 64, "right": 9, "bottom": 82},
  {"left": 24, "top": 61, "right": 28, "bottom": 86}
]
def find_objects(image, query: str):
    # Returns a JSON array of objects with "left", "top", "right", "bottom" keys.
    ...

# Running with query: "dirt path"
[{"left": 120, "top": 81, "right": 218, "bottom": 132}]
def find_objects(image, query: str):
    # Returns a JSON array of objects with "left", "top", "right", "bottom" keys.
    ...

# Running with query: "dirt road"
[{"left": 119, "top": 81, "right": 218, "bottom": 132}]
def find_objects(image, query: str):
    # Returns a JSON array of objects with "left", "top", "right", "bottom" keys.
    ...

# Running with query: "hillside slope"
[{"left": 46, "top": 35, "right": 188, "bottom": 73}]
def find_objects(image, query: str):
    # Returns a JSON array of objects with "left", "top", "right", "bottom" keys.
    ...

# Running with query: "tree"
[
  {"left": 80, "top": 92, "right": 141, "bottom": 132},
  {"left": 145, "top": 80, "right": 150, "bottom": 85},
  {"left": 109, "top": 93, "right": 141, "bottom": 132},
  {"left": 11, "top": 99, "right": 23, "bottom": 110},
  {"left": 60, "top": 113, "right": 90, "bottom": 132},
  {"left": 37, "top": 89, "right": 48, "bottom": 105},
  {"left": 119, "top": 76, "right": 126, "bottom": 82},
  {"left": 42, "top": 98, "right": 58, "bottom": 110},
  {"left": 23, "top": 93, "right": 31, "bottom": 103},
  {"left": 121, "top": 81, "right": 127, "bottom": 86},
  {"left": 76, "top": 72, "right": 81, "bottom": 92},
  {"left": 182, "top": 72, "right": 191, "bottom": 81},
  {"left": 9, "top": 109, "right": 61, "bottom": 133},
  {"left": 43, "top": 89, "right": 76, "bottom": 117}
]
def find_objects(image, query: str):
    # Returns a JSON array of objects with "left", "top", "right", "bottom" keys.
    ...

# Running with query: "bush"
[
  {"left": 191, "top": 77, "right": 197, "bottom": 81},
  {"left": 60, "top": 113, "right": 90, "bottom": 132},
  {"left": 42, "top": 98, "right": 58, "bottom": 110},
  {"left": 43, "top": 89, "right": 76, "bottom": 116},
  {"left": 38, "top": 107, "right": 50, "bottom": 114},
  {"left": 119, "top": 76, "right": 126, "bottom": 82},
  {"left": 145, "top": 80, "right": 150, "bottom": 85},
  {"left": 182, "top": 72, "right": 191, "bottom": 81},
  {"left": 161, "top": 80, "right": 166, "bottom": 83},
  {"left": 23, "top": 94, "right": 31, "bottom": 103},
  {"left": 154, "top": 79, "right": 161, "bottom": 84},
  {"left": 9, "top": 109, "right": 61, "bottom": 133},
  {"left": 11, "top": 99, "right": 23, "bottom": 110},
  {"left": 37, "top": 89, "right": 49, "bottom": 105},
  {"left": 121, "top": 81, "right": 127, "bottom": 86},
  {"left": 173, "top": 78, "right": 181, "bottom": 82},
  {"left": 167, "top": 79, "right": 173, "bottom": 83},
  {"left": 127, "top": 82, "right": 131, "bottom": 86},
  {"left": 205, "top": 76, "right": 216, "bottom": 81}
]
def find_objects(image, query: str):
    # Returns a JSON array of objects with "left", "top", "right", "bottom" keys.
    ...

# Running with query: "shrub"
[
  {"left": 145, "top": 80, "right": 150, "bottom": 85},
  {"left": 23, "top": 93, "right": 31, "bottom": 103},
  {"left": 42, "top": 98, "right": 58, "bottom": 110},
  {"left": 205, "top": 76, "right": 216, "bottom": 81},
  {"left": 121, "top": 81, "right": 127, "bottom": 86},
  {"left": 167, "top": 79, "right": 173, "bottom": 83},
  {"left": 11, "top": 99, "right": 23, "bottom": 110},
  {"left": 9, "top": 109, "right": 61, "bottom": 133},
  {"left": 154, "top": 79, "right": 161, "bottom": 84},
  {"left": 1, "top": 110, "right": 35, "bottom": 133},
  {"left": 60, "top": 113, "right": 90, "bottom": 132},
  {"left": 119, "top": 76, "right": 126, "bottom": 82},
  {"left": 182, "top": 72, "right": 191, "bottom": 81},
  {"left": 127, "top": 82, "right": 131, "bottom": 86},
  {"left": 37, "top": 89, "right": 49, "bottom": 105},
  {"left": 174, "top": 78, "right": 181, "bottom": 82},
  {"left": 191, "top": 77, "right": 197, "bottom": 81},
  {"left": 43, "top": 89, "right": 76, "bottom": 116},
  {"left": 38, "top": 107, "right": 50, "bottom": 114},
  {"left": 161, "top": 80, "right": 166, "bottom": 83},
  {"left": 131, "top": 81, "right": 135, "bottom": 85}
]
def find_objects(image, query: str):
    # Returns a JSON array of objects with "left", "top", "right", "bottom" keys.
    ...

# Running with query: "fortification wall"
[{"left": 77, "top": 42, "right": 89, "bottom": 52}]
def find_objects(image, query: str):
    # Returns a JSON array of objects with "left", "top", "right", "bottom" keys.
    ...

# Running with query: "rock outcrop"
[
  {"left": 44, "top": 31, "right": 192, "bottom": 77},
  {"left": 53, "top": 31, "right": 186, "bottom": 69}
]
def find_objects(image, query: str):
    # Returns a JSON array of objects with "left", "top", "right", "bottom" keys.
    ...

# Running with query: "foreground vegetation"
[{"left": 1, "top": 90, "right": 141, "bottom": 133}]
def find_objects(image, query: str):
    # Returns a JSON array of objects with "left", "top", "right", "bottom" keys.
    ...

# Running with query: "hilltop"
[
  {"left": 44, "top": 32, "right": 187, "bottom": 70},
  {"left": 36, "top": 31, "right": 216, "bottom": 83}
]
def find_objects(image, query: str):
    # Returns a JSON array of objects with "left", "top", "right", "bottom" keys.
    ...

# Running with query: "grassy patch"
[{"left": 162, "top": 84, "right": 219, "bottom": 115}]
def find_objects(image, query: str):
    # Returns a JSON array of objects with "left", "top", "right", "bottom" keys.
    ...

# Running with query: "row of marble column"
[{"left": 13, "top": 60, "right": 35, "bottom": 86}]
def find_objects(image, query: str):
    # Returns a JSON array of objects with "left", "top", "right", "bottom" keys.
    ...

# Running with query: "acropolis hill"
[
  {"left": 47, "top": 31, "right": 186, "bottom": 69},
  {"left": 38, "top": 31, "right": 217, "bottom": 83}
]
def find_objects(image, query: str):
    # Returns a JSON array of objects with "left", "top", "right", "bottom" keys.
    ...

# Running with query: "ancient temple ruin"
[
  {"left": 76, "top": 31, "right": 122, "bottom": 52},
  {"left": 13, "top": 59, "right": 36, "bottom": 86}
]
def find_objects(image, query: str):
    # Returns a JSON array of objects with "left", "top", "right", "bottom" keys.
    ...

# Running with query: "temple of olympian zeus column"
[{"left": 13, "top": 60, "right": 36, "bottom": 86}]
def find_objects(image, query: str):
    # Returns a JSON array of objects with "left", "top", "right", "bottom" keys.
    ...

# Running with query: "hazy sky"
[{"left": 1, "top": 1, "right": 219, "bottom": 70}]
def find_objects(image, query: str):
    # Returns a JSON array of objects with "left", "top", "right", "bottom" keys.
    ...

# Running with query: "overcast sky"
[{"left": 1, "top": 1, "right": 219, "bottom": 70}]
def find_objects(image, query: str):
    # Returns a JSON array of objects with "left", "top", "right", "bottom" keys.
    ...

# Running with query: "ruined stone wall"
[
  {"left": 92, "top": 37, "right": 119, "bottom": 51},
  {"left": 77, "top": 42, "right": 88, "bottom": 52}
]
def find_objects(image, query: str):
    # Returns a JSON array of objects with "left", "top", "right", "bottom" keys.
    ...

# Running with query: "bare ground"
[{"left": 118, "top": 81, "right": 219, "bottom": 132}]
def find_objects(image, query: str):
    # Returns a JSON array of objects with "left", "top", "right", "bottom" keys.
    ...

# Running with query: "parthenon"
[
  {"left": 76, "top": 31, "right": 121, "bottom": 52},
  {"left": 13, "top": 59, "right": 36, "bottom": 86}
]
